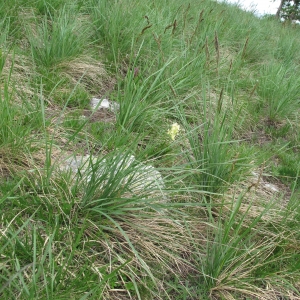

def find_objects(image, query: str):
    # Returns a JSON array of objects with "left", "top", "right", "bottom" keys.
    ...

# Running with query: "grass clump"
[{"left": 27, "top": 6, "right": 89, "bottom": 69}]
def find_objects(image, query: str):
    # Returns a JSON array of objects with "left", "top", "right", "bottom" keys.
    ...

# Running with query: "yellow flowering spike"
[{"left": 167, "top": 122, "right": 180, "bottom": 140}]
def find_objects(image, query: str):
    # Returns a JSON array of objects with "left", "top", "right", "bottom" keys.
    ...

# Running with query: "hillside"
[{"left": 1, "top": 0, "right": 300, "bottom": 299}]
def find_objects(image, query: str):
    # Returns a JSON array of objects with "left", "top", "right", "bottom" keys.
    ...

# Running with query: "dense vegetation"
[
  {"left": 1, "top": 0, "right": 300, "bottom": 299},
  {"left": 276, "top": 0, "right": 300, "bottom": 20}
]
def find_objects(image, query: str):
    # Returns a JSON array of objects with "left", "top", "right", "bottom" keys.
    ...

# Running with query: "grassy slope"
[{"left": 1, "top": 0, "right": 300, "bottom": 299}]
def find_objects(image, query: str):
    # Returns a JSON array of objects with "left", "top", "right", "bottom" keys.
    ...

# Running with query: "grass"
[
  {"left": 1, "top": 0, "right": 300, "bottom": 299},
  {"left": 27, "top": 6, "right": 89, "bottom": 69}
]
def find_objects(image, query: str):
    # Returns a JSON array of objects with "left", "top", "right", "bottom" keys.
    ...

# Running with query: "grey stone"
[{"left": 59, "top": 154, "right": 166, "bottom": 200}]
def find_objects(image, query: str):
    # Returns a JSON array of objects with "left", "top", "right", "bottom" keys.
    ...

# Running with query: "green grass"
[
  {"left": 1, "top": 0, "right": 300, "bottom": 299},
  {"left": 27, "top": 6, "right": 89, "bottom": 69}
]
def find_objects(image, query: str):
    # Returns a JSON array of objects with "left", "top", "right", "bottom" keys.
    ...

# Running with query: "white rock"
[
  {"left": 99, "top": 98, "right": 110, "bottom": 108},
  {"left": 264, "top": 183, "right": 279, "bottom": 193},
  {"left": 90, "top": 97, "right": 120, "bottom": 112}
]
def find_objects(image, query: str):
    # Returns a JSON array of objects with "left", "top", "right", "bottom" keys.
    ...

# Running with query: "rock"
[
  {"left": 90, "top": 98, "right": 120, "bottom": 113},
  {"left": 264, "top": 183, "right": 279, "bottom": 193},
  {"left": 59, "top": 153, "right": 166, "bottom": 200},
  {"left": 249, "top": 170, "right": 280, "bottom": 194}
]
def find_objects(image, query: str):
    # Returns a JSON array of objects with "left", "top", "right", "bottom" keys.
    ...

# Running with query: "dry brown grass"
[
  {"left": 59, "top": 56, "right": 116, "bottom": 96},
  {"left": 1, "top": 52, "right": 35, "bottom": 103},
  {"left": 80, "top": 213, "right": 200, "bottom": 299}
]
